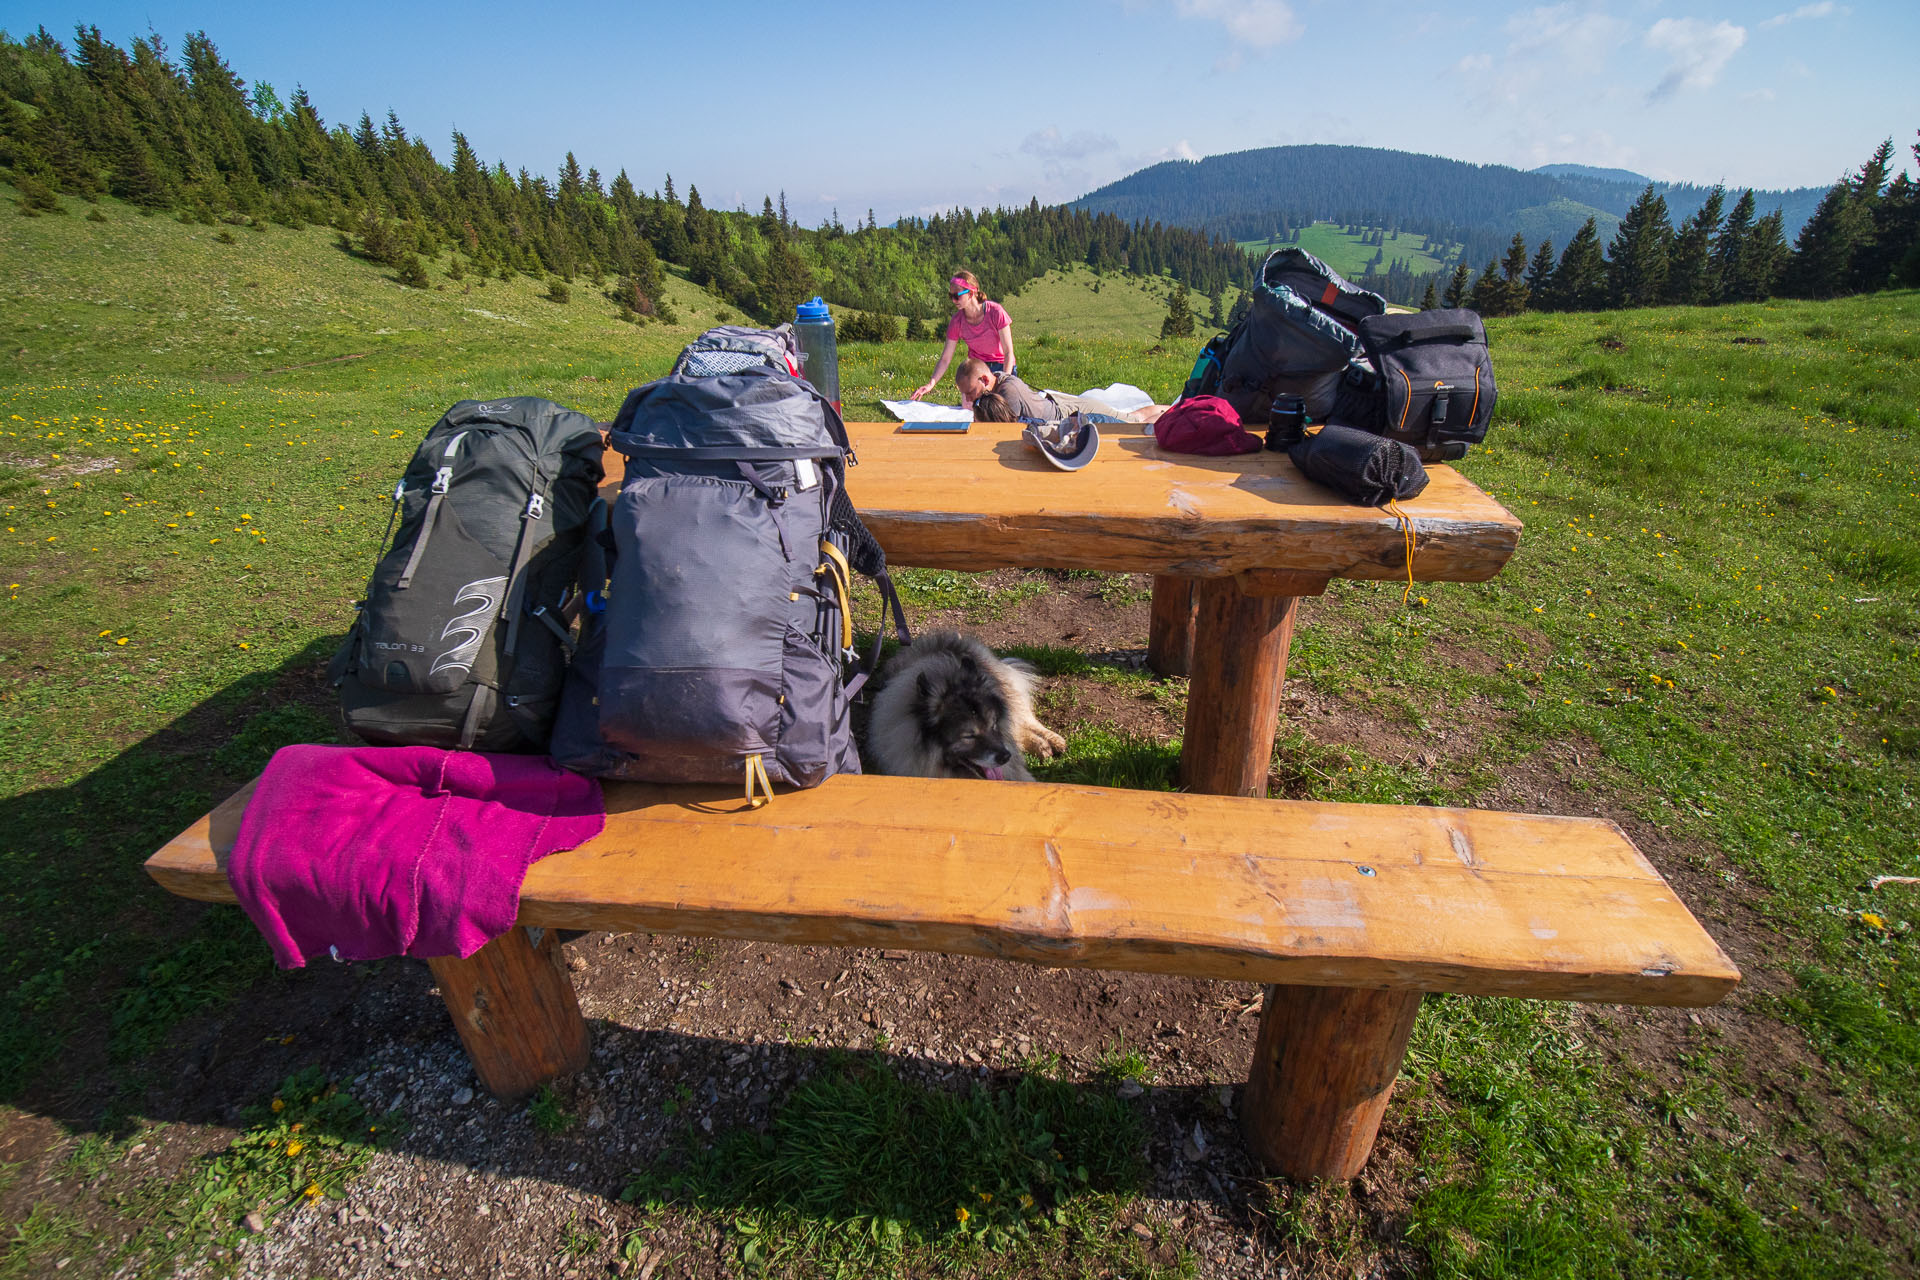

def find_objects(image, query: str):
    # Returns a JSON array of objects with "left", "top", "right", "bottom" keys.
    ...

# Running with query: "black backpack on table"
[
  {"left": 329, "top": 397, "right": 605, "bottom": 751},
  {"left": 1213, "top": 248, "right": 1386, "bottom": 425}
]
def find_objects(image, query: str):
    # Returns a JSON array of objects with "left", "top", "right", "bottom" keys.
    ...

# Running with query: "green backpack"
[{"left": 329, "top": 398, "right": 605, "bottom": 750}]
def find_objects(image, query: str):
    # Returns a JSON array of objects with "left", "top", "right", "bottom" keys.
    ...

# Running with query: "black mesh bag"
[{"left": 1288, "top": 424, "right": 1429, "bottom": 506}]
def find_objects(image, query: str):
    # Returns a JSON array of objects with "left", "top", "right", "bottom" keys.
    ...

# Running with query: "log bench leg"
[
  {"left": 1146, "top": 577, "right": 1197, "bottom": 676},
  {"left": 427, "top": 926, "right": 590, "bottom": 1101},
  {"left": 1240, "top": 983, "right": 1423, "bottom": 1180},
  {"left": 1179, "top": 580, "right": 1298, "bottom": 797}
]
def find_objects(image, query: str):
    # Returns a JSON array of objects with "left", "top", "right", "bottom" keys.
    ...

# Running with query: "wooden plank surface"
[
  {"left": 599, "top": 423, "right": 1523, "bottom": 582},
  {"left": 147, "top": 774, "right": 1738, "bottom": 1007}
]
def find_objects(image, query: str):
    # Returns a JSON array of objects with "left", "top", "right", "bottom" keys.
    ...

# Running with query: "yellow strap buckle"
[
  {"left": 817, "top": 540, "right": 855, "bottom": 652},
  {"left": 744, "top": 752, "right": 774, "bottom": 809}
]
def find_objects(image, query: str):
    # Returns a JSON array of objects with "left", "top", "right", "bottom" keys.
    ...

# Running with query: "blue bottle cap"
[{"left": 795, "top": 296, "right": 831, "bottom": 323}]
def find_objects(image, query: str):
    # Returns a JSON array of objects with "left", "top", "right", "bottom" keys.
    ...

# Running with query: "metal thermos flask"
[{"left": 793, "top": 297, "right": 840, "bottom": 413}]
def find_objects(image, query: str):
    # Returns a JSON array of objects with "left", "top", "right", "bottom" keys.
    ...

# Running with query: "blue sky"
[{"left": 4, "top": 0, "right": 1915, "bottom": 225}]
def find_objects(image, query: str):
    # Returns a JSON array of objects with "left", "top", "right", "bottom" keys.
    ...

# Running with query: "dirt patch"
[{"left": 0, "top": 451, "right": 122, "bottom": 480}]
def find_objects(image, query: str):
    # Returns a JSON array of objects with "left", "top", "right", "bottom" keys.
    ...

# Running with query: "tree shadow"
[
  {"left": 0, "top": 635, "right": 355, "bottom": 1118},
  {"left": 2, "top": 643, "right": 1259, "bottom": 1239}
]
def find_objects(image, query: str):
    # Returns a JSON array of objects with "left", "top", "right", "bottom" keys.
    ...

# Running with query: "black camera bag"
[{"left": 1337, "top": 309, "right": 1497, "bottom": 462}]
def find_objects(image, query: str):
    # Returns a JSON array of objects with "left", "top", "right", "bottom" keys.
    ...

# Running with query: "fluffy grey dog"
[{"left": 865, "top": 631, "right": 1066, "bottom": 781}]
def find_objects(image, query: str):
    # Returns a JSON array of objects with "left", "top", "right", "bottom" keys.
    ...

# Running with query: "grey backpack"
[
  {"left": 549, "top": 328, "right": 908, "bottom": 800},
  {"left": 1218, "top": 248, "right": 1386, "bottom": 424},
  {"left": 330, "top": 397, "right": 605, "bottom": 751}
]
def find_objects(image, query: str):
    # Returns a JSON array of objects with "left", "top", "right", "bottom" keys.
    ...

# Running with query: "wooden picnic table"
[{"left": 607, "top": 420, "right": 1522, "bottom": 800}]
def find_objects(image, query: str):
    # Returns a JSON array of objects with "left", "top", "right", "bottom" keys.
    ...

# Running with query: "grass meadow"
[
  {"left": 1236, "top": 221, "right": 1462, "bottom": 276},
  {"left": 2, "top": 185, "right": 1917, "bottom": 1278}
]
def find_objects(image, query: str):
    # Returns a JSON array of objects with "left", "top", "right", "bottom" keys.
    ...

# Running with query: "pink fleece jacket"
[{"left": 228, "top": 744, "right": 604, "bottom": 968}]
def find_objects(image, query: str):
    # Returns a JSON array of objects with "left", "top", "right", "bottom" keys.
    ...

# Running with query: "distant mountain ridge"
[
  {"left": 1532, "top": 163, "right": 1655, "bottom": 187},
  {"left": 1070, "top": 145, "right": 1827, "bottom": 266}
]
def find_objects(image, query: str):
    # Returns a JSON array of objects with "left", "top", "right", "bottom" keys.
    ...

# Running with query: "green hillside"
[
  {"left": 1011, "top": 266, "right": 1241, "bottom": 342},
  {"left": 1237, "top": 221, "right": 1462, "bottom": 277},
  {"left": 1508, "top": 197, "right": 1622, "bottom": 256},
  {"left": 4, "top": 188, "right": 1919, "bottom": 1280}
]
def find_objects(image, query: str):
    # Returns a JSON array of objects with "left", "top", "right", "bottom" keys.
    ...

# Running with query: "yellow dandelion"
[
  {"left": 99, "top": 629, "right": 111, "bottom": 637},
  {"left": 285, "top": 1140, "right": 305, "bottom": 1157},
  {"left": 1860, "top": 913, "right": 1886, "bottom": 931},
  {"left": 238, "top": 642, "right": 250, "bottom": 650},
  {"left": 304, "top": 1183, "right": 322, "bottom": 1199},
  {"left": 1019, "top": 1194, "right": 1035, "bottom": 1210},
  {"left": 271, "top": 1098, "right": 284, "bottom": 1113},
  {"left": 956, "top": 1206, "right": 971, "bottom": 1223},
  {"left": 115, "top": 637, "right": 128, "bottom": 646}
]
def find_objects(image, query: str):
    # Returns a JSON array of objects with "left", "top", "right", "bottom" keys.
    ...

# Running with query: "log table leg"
[
  {"left": 1240, "top": 984, "right": 1423, "bottom": 1180},
  {"left": 1173, "top": 571, "right": 1415, "bottom": 1177},
  {"left": 1146, "top": 577, "right": 1197, "bottom": 676},
  {"left": 1178, "top": 578, "right": 1298, "bottom": 797},
  {"left": 427, "top": 926, "right": 590, "bottom": 1101}
]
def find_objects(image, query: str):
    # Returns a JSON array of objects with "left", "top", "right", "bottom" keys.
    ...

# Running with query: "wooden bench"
[{"left": 146, "top": 772, "right": 1738, "bottom": 1180}]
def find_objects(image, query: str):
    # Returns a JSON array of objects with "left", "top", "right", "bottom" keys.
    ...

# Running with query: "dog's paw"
[{"left": 1022, "top": 724, "right": 1067, "bottom": 759}]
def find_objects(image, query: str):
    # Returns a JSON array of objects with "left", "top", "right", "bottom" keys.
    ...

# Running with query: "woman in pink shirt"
[{"left": 911, "top": 270, "right": 1017, "bottom": 403}]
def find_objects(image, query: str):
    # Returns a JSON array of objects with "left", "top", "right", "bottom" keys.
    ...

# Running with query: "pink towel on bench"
[{"left": 229, "top": 744, "right": 604, "bottom": 969}]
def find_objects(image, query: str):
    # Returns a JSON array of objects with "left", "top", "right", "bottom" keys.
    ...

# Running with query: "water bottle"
[{"left": 793, "top": 297, "right": 840, "bottom": 413}]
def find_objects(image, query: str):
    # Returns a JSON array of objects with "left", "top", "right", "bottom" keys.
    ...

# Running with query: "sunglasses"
[{"left": 950, "top": 288, "right": 972, "bottom": 300}]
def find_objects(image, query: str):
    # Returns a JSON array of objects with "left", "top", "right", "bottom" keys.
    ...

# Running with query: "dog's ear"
[{"left": 915, "top": 671, "right": 935, "bottom": 705}]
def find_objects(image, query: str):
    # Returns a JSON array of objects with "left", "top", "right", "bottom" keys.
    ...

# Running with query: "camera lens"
[{"left": 1266, "top": 394, "right": 1306, "bottom": 451}]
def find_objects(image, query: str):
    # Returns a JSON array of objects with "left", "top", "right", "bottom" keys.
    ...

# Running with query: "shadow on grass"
[
  {"left": 0, "top": 637, "right": 1239, "bottom": 1279},
  {"left": 0, "top": 636, "right": 350, "bottom": 1115}
]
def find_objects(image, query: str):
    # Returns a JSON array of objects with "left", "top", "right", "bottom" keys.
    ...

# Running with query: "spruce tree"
[
  {"left": 1666, "top": 186, "right": 1724, "bottom": 305},
  {"left": 1846, "top": 139, "right": 1901, "bottom": 292},
  {"left": 1882, "top": 139, "right": 1920, "bottom": 289},
  {"left": 1467, "top": 259, "right": 1504, "bottom": 314},
  {"left": 1499, "top": 233, "right": 1530, "bottom": 314},
  {"left": 1525, "top": 238, "right": 1556, "bottom": 305},
  {"left": 757, "top": 232, "right": 815, "bottom": 323},
  {"left": 1607, "top": 185, "right": 1672, "bottom": 308},
  {"left": 1738, "top": 211, "right": 1789, "bottom": 301},
  {"left": 1420, "top": 281, "right": 1439, "bottom": 310},
  {"left": 1713, "top": 190, "right": 1757, "bottom": 302},
  {"left": 1786, "top": 180, "right": 1864, "bottom": 298},
  {"left": 1548, "top": 218, "right": 1609, "bottom": 311},
  {"left": 1442, "top": 263, "right": 1470, "bottom": 308},
  {"left": 1160, "top": 282, "right": 1197, "bottom": 339}
]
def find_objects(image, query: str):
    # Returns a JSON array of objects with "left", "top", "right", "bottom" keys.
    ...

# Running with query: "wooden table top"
[
  {"left": 603, "top": 422, "right": 1522, "bottom": 582},
  {"left": 147, "top": 773, "right": 1738, "bottom": 1005}
]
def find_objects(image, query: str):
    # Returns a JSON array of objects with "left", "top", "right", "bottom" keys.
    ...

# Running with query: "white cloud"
[
  {"left": 1504, "top": 4, "right": 1629, "bottom": 76},
  {"left": 1645, "top": 18, "right": 1747, "bottom": 101},
  {"left": 1020, "top": 128, "right": 1119, "bottom": 163},
  {"left": 1457, "top": 6, "right": 1629, "bottom": 108},
  {"left": 1020, "top": 127, "right": 1120, "bottom": 187},
  {"left": 1760, "top": 2, "right": 1845, "bottom": 30},
  {"left": 1170, "top": 0, "right": 1302, "bottom": 50}
]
